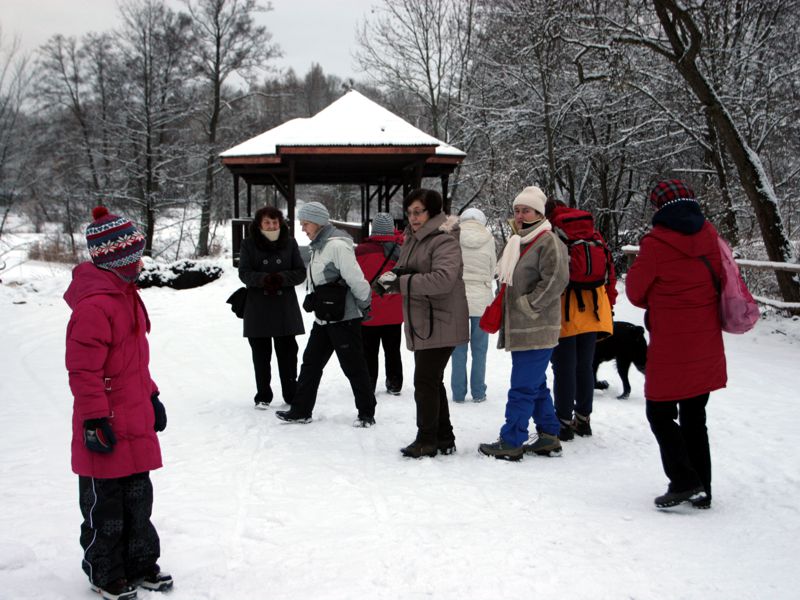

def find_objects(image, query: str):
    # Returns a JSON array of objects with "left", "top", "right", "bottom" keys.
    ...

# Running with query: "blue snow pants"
[{"left": 499, "top": 348, "right": 560, "bottom": 447}]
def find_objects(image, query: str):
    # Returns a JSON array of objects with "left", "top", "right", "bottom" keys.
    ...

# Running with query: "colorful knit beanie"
[
  {"left": 86, "top": 206, "right": 146, "bottom": 282},
  {"left": 649, "top": 179, "right": 698, "bottom": 209}
]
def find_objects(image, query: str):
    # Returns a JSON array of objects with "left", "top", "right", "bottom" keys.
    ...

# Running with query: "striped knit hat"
[
  {"left": 649, "top": 179, "right": 698, "bottom": 209},
  {"left": 371, "top": 212, "right": 395, "bottom": 236},
  {"left": 86, "top": 206, "right": 146, "bottom": 281}
]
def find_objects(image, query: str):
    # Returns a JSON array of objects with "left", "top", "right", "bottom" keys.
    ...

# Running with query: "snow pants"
[
  {"left": 79, "top": 472, "right": 160, "bottom": 588},
  {"left": 500, "top": 348, "right": 560, "bottom": 447},
  {"left": 646, "top": 393, "right": 712, "bottom": 498},
  {"left": 551, "top": 331, "right": 598, "bottom": 421},
  {"left": 248, "top": 335, "right": 298, "bottom": 405},
  {"left": 361, "top": 323, "right": 403, "bottom": 393},
  {"left": 292, "top": 319, "right": 376, "bottom": 419}
]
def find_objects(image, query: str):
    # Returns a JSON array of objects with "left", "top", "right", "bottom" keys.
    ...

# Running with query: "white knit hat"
[
  {"left": 460, "top": 207, "right": 487, "bottom": 226},
  {"left": 513, "top": 186, "right": 546, "bottom": 215},
  {"left": 297, "top": 201, "right": 330, "bottom": 226}
]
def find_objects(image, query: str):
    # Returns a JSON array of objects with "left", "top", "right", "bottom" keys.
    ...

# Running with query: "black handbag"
[
  {"left": 226, "top": 287, "right": 247, "bottom": 319},
  {"left": 311, "top": 279, "right": 348, "bottom": 321}
]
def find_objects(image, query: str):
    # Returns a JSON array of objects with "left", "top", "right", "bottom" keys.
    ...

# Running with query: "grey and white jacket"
[{"left": 306, "top": 224, "right": 371, "bottom": 324}]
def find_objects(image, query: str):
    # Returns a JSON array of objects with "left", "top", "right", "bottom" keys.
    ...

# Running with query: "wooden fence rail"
[{"left": 621, "top": 245, "right": 800, "bottom": 312}]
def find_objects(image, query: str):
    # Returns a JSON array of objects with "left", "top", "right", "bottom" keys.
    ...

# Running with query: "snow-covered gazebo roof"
[{"left": 220, "top": 90, "right": 465, "bottom": 163}]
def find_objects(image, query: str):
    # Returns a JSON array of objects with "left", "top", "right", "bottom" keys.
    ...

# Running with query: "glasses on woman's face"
[{"left": 406, "top": 208, "right": 428, "bottom": 218}]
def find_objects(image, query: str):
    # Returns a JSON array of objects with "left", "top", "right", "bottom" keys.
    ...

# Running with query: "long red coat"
[
  {"left": 64, "top": 262, "right": 162, "bottom": 478},
  {"left": 355, "top": 233, "right": 404, "bottom": 327},
  {"left": 625, "top": 222, "right": 727, "bottom": 401}
]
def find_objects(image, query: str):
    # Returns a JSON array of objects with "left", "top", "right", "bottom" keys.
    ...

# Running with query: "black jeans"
[
  {"left": 248, "top": 335, "right": 298, "bottom": 404},
  {"left": 412, "top": 347, "right": 455, "bottom": 444},
  {"left": 551, "top": 332, "right": 597, "bottom": 421},
  {"left": 646, "top": 394, "right": 712, "bottom": 497},
  {"left": 360, "top": 323, "right": 403, "bottom": 392},
  {"left": 79, "top": 472, "right": 160, "bottom": 587},
  {"left": 292, "top": 319, "right": 376, "bottom": 419}
]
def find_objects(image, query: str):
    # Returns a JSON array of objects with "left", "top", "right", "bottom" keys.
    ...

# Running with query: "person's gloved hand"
[
  {"left": 84, "top": 418, "right": 116, "bottom": 453},
  {"left": 151, "top": 392, "right": 167, "bottom": 432},
  {"left": 376, "top": 271, "right": 400, "bottom": 295},
  {"left": 262, "top": 272, "right": 284, "bottom": 293}
]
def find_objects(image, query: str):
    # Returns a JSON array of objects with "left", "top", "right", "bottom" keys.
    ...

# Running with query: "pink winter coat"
[{"left": 64, "top": 262, "right": 162, "bottom": 478}]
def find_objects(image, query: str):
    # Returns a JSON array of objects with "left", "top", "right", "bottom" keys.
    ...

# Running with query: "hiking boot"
[
  {"left": 478, "top": 438, "right": 524, "bottom": 461},
  {"left": 275, "top": 410, "right": 312, "bottom": 424},
  {"left": 400, "top": 441, "right": 437, "bottom": 458},
  {"left": 691, "top": 495, "right": 712, "bottom": 509},
  {"left": 91, "top": 579, "right": 138, "bottom": 600},
  {"left": 472, "top": 396, "right": 486, "bottom": 403},
  {"left": 135, "top": 565, "right": 173, "bottom": 592},
  {"left": 574, "top": 413, "right": 592, "bottom": 437},
  {"left": 558, "top": 418, "right": 575, "bottom": 441},
  {"left": 353, "top": 416, "right": 376, "bottom": 428},
  {"left": 654, "top": 486, "right": 707, "bottom": 509},
  {"left": 522, "top": 432, "right": 563, "bottom": 457},
  {"left": 254, "top": 401, "right": 270, "bottom": 410},
  {"left": 438, "top": 439, "right": 457, "bottom": 455},
  {"left": 385, "top": 378, "right": 402, "bottom": 395}
]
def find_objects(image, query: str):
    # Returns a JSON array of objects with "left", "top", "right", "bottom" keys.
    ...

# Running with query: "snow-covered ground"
[{"left": 1, "top": 226, "right": 799, "bottom": 599}]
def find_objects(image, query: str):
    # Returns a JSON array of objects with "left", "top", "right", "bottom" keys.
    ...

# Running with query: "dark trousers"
[
  {"left": 292, "top": 319, "right": 377, "bottom": 419},
  {"left": 413, "top": 347, "right": 455, "bottom": 444},
  {"left": 551, "top": 332, "right": 597, "bottom": 421},
  {"left": 248, "top": 335, "right": 298, "bottom": 404},
  {"left": 360, "top": 324, "right": 403, "bottom": 392},
  {"left": 79, "top": 472, "right": 160, "bottom": 587},
  {"left": 646, "top": 394, "right": 712, "bottom": 497}
]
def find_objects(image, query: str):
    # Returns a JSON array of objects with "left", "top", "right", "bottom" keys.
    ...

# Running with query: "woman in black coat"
[{"left": 238, "top": 206, "right": 306, "bottom": 408}]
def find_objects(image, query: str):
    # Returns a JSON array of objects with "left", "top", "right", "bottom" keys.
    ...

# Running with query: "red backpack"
[{"left": 550, "top": 207, "right": 613, "bottom": 321}]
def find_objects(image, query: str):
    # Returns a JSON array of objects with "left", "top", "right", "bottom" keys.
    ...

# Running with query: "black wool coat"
[{"left": 238, "top": 224, "right": 306, "bottom": 338}]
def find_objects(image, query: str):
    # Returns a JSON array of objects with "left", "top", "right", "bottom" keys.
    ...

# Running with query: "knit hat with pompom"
[{"left": 86, "top": 206, "right": 146, "bottom": 281}]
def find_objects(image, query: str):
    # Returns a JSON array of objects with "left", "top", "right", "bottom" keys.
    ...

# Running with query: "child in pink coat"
[{"left": 64, "top": 207, "right": 172, "bottom": 600}]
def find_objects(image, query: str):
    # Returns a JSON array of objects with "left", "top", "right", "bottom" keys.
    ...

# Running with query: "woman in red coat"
[
  {"left": 626, "top": 180, "right": 726, "bottom": 510},
  {"left": 355, "top": 212, "right": 405, "bottom": 395},
  {"left": 65, "top": 207, "right": 172, "bottom": 599}
]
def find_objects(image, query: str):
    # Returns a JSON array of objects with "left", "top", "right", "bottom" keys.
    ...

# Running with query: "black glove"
[
  {"left": 391, "top": 266, "right": 416, "bottom": 277},
  {"left": 262, "top": 272, "right": 284, "bottom": 293},
  {"left": 151, "top": 392, "right": 167, "bottom": 432},
  {"left": 84, "top": 418, "right": 116, "bottom": 454}
]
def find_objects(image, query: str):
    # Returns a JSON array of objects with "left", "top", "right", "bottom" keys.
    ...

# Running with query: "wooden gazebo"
[{"left": 220, "top": 90, "right": 465, "bottom": 262}]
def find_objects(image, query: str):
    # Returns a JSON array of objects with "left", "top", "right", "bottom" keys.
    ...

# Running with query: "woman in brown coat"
[{"left": 375, "top": 189, "right": 469, "bottom": 458}]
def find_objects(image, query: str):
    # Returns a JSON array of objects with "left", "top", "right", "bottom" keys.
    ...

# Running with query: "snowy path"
[{"left": 1, "top": 264, "right": 798, "bottom": 599}]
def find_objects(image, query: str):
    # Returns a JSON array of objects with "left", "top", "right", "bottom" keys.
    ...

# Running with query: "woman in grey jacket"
[
  {"left": 275, "top": 202, "right": 376, "bottom": 427},
  {"left": 376, "top": 189, "right": 469, "bottom": 458},
  {"left": 479, "top": 186, "right": 569, "bottom": 461}
]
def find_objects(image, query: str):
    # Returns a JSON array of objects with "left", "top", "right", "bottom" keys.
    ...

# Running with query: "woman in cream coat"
[{"left": 450, "top": 208, "right": 496, "bottom": 403}]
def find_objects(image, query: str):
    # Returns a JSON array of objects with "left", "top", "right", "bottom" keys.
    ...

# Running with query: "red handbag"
[
  {"left": 478, "top": 283, "right": 507, "bottom": 333},
  {"left": 479, "top": 231, "right": 546, "bottom": 334}
]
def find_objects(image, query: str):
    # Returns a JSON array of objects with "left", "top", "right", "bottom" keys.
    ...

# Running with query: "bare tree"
[
  {"left": 184, "top": 0, "right": 279, "bottom": 256},
  {"left": 0, "top": 27, "right": 32, "bottom": 239},
  {"left": 114, "top": 0, "right": 194, "bottom": 254},
  {"left": 356, "top": 0, "right": 476, "bottom": 141},
  {"left": 613, "top": 0, "right": 799, "bottom": 302}
]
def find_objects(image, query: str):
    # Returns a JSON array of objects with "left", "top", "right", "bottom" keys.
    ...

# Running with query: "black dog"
[{"left": 593, "top": 321, "right": 647, "bottom": 399}]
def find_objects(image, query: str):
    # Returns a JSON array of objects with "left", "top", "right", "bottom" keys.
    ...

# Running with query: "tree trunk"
[{"left": 653, "top": 0, "right": 800, "bottom": 303}]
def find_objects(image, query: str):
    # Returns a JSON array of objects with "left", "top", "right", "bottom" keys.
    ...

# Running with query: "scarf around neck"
[{"left": 496, "top": 219, "right": 552, "bottom": 285}]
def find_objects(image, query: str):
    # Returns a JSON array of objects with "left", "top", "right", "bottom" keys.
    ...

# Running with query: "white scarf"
[{"left": 496, "top": 219, "right": 552, "bottom": 285}]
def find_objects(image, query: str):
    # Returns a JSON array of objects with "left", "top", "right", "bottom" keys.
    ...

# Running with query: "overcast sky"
[{"left": 2, "top": 0, "right": 377, "bottom": 80}]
